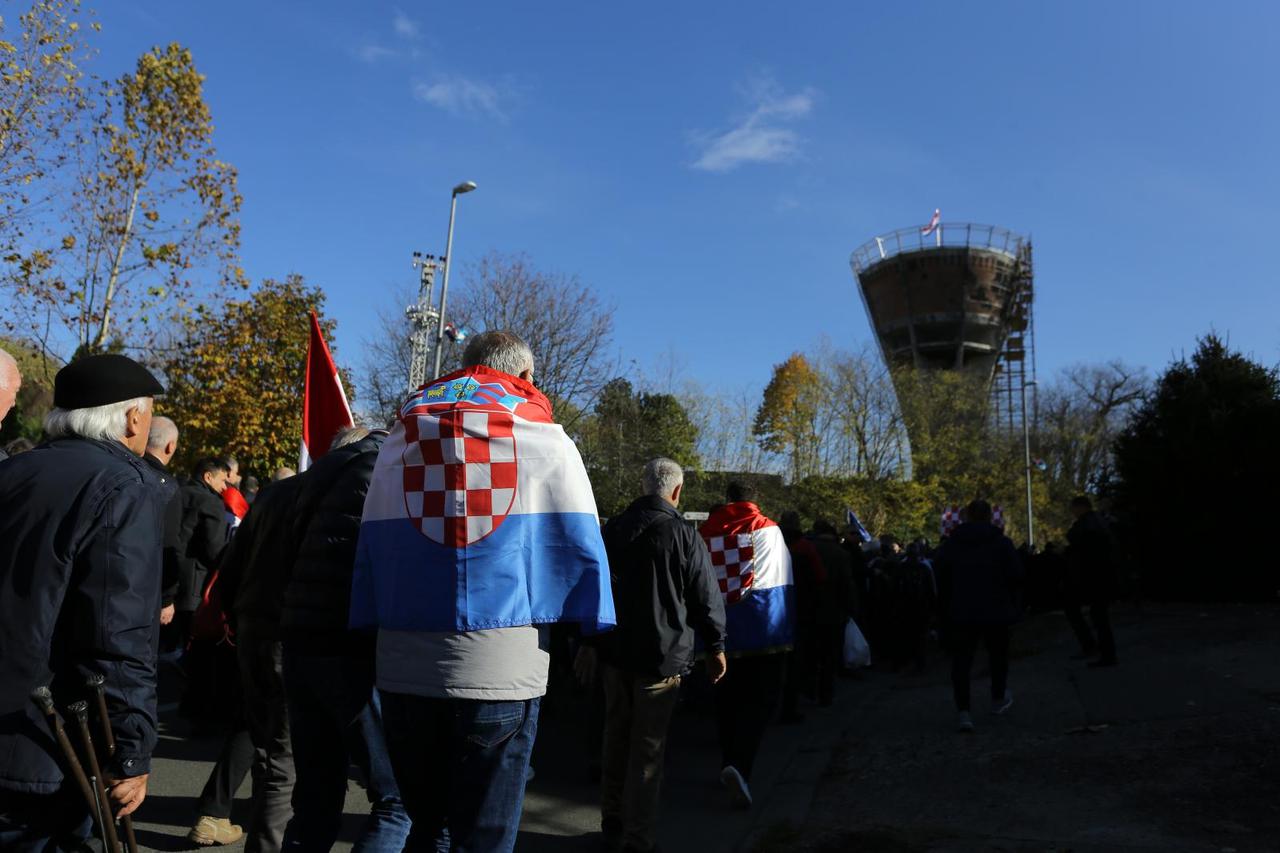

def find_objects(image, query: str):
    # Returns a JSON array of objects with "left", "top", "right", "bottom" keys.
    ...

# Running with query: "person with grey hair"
[
  {"left": 362, "top": 328, "right": 615, "bottom": 851},
  {"left": 142, "top": 416, "right": 182, "bottom": 629},
  {"left": 577, "top": 457, "right": 727, "bottom": 853},
  {"left": 0, "top": 353, "right": 168, "bottom": 846},
  {"left": 0, "top": 346, "right": 20, "bottom": 462},
  {"left": 461, "top": 329, "right": 534, "bottom": 379}
]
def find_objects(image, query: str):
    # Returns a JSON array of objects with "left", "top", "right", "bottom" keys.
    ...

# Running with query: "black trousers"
[
  {"left": 713, "top": 653, "right": 785, "bottom": 781},
  {"left": 1065, "top": 599, "right": 1116, "bottom": 662},
  {"left": 950, "top": 624, "right": 1010, "bottom": 713}
]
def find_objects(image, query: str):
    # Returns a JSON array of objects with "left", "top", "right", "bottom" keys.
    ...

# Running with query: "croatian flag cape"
[
  {"left": 699, "top": 502, "right": 794, "bottom": 655},
  {"left": 349, "top": 367, "right": 616, "bottom": 633}
]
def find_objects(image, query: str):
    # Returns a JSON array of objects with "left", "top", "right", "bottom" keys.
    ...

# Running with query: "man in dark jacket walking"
[
  {"left": 278, "top": 427, "right": 411, "bottom": 852},
  {"left": 934, "top": 500, "right": 1023, "bottom": 733},
  {"left": 578, "top": 458, "right": 726, "bottom": 853},
  {"left": 1065, "top": 496, "right": 1119, "bottom": 667},
  {"left": 0, "top": 353, "right": 167, "bottom": 850}
]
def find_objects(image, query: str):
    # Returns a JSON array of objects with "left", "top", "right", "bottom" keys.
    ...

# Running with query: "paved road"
[{"left": 133, "top": 657, "right": 856, "bottom": 852}]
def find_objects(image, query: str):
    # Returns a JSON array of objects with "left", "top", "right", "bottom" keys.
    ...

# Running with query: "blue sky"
[{"left": 99, "top": 1, "right": 1280, "bottom": 392}]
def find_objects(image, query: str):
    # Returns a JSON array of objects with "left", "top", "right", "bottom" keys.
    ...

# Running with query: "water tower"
[{"left": 849, "top": 221, "right": 1036, "bottom": 433}]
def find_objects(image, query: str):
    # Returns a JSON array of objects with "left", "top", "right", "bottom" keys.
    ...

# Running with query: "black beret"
[{"left": 54, "top": 354, "right": 165, "bottom": 409}]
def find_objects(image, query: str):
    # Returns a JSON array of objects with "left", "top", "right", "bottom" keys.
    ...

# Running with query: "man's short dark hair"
[
  {"left": 812, "top": 518, "right": 837, "bottom": 536},
  {"left": 725, "top": 480, "right": 756, "bottom": 504},
  {"left": 966, "top": 499, "right": 993, "bottom": 523},
  {"left": 193, "top": 456, "right": 229, "bottom": 482},
  {"left": 1071, "top": 495, "right": 1093, "bottom": 512},
  {"left": 218, "top": 453, "right": 238, "bottom": 470}
]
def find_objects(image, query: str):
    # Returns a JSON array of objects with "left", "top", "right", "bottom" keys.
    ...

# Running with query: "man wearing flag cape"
[
  {"left": 699, "top": 481, "right": 795, "bottom": 809},
  {"left": 350, "top": 330, "right": 615, "bottom": 851}
]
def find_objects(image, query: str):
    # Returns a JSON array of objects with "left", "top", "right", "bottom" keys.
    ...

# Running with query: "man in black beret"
[{"left": 0, "top": 353, "right": 170, "bottom": 849}]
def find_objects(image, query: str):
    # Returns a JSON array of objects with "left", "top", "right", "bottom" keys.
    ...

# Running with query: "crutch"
[
  {"left": 30, "top": 688, "right": 109, "bottom": 852},
  {"left": 68, "top": 700, "right": 122, "bottom": 853},
  {"left": 86, "top": 674, "right": 140, "bottom": 853}
]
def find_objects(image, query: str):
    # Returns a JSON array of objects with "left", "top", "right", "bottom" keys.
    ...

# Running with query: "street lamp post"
[
  {"left": 432, "top": 180, "right": 477, "bottom": 379},
  {"left": 1021, "top": 378, "right": 1037, "bottom": 548}
]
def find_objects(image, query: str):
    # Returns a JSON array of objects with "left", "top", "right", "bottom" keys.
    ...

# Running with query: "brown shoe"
[{"left": 188, "top": 816, "right": 244, "bottom": 846}]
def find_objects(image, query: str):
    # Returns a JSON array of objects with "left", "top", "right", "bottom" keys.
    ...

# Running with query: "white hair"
[
  {"left": 44, "top": 397, "right": 152, "bottom": 442},
  {"left": 0, "top": 348, "right": 17, "bottom": 390},
  {"left": 461, "top": 330, "right": 534, "bottom": 379},
  {"left": 147, "top": 415, "right": 179, "bottom": 451},
  {"left": 643, "top": 457, "right": 684, "bottom": 498}
]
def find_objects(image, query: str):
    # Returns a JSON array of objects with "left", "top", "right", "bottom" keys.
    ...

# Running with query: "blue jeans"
[
  {"left": 281, "top": 649, "right": 412, "bottom": 853},
  {"left": 381, "top": 692, "right": 540, "bottom": 853}
]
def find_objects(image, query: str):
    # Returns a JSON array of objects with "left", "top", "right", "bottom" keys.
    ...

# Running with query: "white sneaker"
[
  {"left": 992, "top": 690, "right": 1014, "bottom": 716},
  {"left": 719, "top": 765, "right": 752, "bottom": 808},
  {"left": 956, "top": 711, "right": 975, "bottom": 733}
]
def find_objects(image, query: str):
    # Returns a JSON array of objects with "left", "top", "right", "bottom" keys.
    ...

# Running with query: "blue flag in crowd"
[{"left": 846, "top": 507, "right": 872, "bottom": 543}]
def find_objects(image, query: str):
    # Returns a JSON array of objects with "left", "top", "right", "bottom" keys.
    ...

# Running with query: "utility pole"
[
  {"left": 432, "top": 181, "right": 477, "bottom": 379},
  {"left": 1021, "top": 377, "right": 1037, "bottom": 548}
]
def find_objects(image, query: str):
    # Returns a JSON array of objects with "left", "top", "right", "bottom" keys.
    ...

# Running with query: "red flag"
[{"left": 299, "top": 311, "right": 354, "bottom": 471}]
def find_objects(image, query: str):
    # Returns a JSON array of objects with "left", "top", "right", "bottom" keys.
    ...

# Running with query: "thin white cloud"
[
  {"left": 691, "top": 78, "right": 817, "bottom": 172},
  {"left": 393, "top": 9, "right": 420, "bottom": 39},
  {"left": 412, "top": 77, "right": 508, "bottom": 119},
  {"left": 355, "top": 43, "right": 396, "bottom": 63}
]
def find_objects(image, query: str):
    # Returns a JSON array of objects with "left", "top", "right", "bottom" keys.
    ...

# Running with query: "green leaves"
[{"left": 161, "top": 275, "right": 350, "bottom": 475}]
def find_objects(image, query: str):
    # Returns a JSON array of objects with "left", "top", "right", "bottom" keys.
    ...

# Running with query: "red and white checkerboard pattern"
[
  {"left": 942, "top": 504, "right": 1006, "bottom": 536},
  {"left": 401, "top": 408, "right": 517, "bottom": 547},
  {"left": 707, "top": 532, "right": 755, "bottom": 605}
]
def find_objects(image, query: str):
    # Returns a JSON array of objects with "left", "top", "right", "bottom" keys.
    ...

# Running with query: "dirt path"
[{"left": 772, "top": 604, "right": 1280, "bottom": 853}]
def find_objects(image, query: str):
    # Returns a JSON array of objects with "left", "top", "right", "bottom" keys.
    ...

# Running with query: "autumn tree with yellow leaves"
[
  {"left": 4, "top": 34, "right": 244, "bottom": 359},
  {"left": 753, "top": 352, "right": 825, "bottom": 482},
  {"left": 162, "top": 275, "right": 352, "bottom": 476},
  {"left": 0, "top": 0, "right": 95, "bottom": 256}
]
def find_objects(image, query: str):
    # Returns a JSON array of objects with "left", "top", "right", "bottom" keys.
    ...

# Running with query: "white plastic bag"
[{"left": 843, "top": 618, "right": 871, "bottom": 669}]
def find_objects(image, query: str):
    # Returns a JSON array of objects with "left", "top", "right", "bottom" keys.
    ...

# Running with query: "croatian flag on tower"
[
  {"left": 349, "top": 367, "right": 615, "bottom": 633},
  {"left": 921, "top": 208, "right": 941, "bottom": 236},
  {"left": 699, "top": 503, "right": 794, "bottom": 655},
  {"left": 299, "top": 311, "right": 354, "bottom": 472}
]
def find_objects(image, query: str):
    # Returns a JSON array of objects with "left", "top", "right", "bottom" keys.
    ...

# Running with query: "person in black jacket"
[
  {"left": 174, "top": 457, "right": 230, "bottom": 641},
  {"left": 188, "top": 472, "right": 308, "bottom": 850},
  {"left": 176, "top": 457, "right": 234, "bottom": 733},
  {"left": 577, "top": 457, "right": 726, "bottom": 853},
  {"left": 142, "top": 416, "right": 183, "bottom": 634},
  {"left": 808, "top": 519, "right": 857, "bottom": 702},
  {"left": 1065, "top": 496, "right": 1119, "bottom": 667},
  {"left": 0, "top": 353, "right": 167, "bottom": 849},
  {"left": 278, "top": 428, "right": 413, "bottom": 852},
  {"left": 934, "top": 499, "right": 1023, "bottom": 733}
]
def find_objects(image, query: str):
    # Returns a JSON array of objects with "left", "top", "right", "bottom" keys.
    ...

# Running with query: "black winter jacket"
[
  {"left": 935, "top": 522, "right": 1024, "bottom": 626},
  {"left": 221, "top": 474, "right": 307, "bottom": 637},
  {"left": 280, "top": 434, "right": 384, "bottom": 655},
  {"left": 1066, "top": 511, "right": 1117, "bottom": 599},
  {"left": 175, "top": 480, "right": 227, "bottom": 612},
  {"left": 143, "top": 453, "right": 184, "bottom": 608},
  {"left": 0, "top": 438, "right": 171, "bottom": 793},
  {"left": 597, "top": 495, "right": 727, "bottom": 679}
]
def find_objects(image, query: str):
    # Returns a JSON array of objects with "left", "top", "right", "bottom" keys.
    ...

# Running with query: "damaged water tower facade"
[{"left": 849, "top": 222, "right": 1036, "bottom": 436}]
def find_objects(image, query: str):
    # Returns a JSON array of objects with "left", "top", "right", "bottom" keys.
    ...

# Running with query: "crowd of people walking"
[{"left": 0, "top": 336, "right": 1118, "bottom": 853}]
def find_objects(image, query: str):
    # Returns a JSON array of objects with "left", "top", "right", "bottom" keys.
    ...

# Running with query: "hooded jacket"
[{"left": 599, "top": 495, "right": 726, "bottom": 678}]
